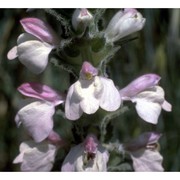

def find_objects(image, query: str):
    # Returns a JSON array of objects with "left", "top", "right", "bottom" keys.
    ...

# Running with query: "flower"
[
  {"left": 65, "top": 61, "right": 121, "bottom": 120},
  {"left": 119, "top": 74, "right": 172, "bottom": 124},
  {"left": 7, "top": 18, "right": 60, "bottom": 74},
  {"left": 105, "top": 8, "right": 146, "bottom": 43},
  {"left": 15, "top": 82, "right": 65, "bottom": 142},
  {"left": 124, "top": 132, "right": 164, "bottom": 171},
  {"left": 13, "top": 140, "right": 58, "bottom": 171},
  {"left": 61, "top": 134, "right": 109, "bottom": 171},
  {"left": 72, "top": 8, "right": 93, "bottom": 33}
]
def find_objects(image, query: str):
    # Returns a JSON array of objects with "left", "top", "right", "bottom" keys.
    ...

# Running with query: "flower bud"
[
  {"left": 72, "top": 8, "right": 93, "bottom": 33},
  {"left": 105, "top": 8, "right": 146, "bottom": 43}
]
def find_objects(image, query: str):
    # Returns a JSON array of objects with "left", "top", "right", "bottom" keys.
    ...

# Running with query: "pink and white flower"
[
  {"left": 124, "top": 132, "right": 164, "bottom": 171},
  {"left": 61, "top": 134, "right": 109, "bottom": 171},
  {"left": 15, "top": 82, "right": 65, "bottom": 142},
  {"left": 65, "top": 61, "right": 121, "bottom": 120},
  {"left": 7, "top": 18, "right": 60, "bottom": 74},
  {"left": 119, "top": 74, "right": 172, "bottom": 124}
]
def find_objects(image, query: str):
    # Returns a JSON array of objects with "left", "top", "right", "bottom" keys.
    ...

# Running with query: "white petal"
[
  {"left": 13, "top": 141, "right": 34, "bottom": 164},
  {"left": 80, "top": 96, "right": 99, "bottom": 114},
  {"left": 95, "top": 145, "right": 109, "bottom": 171},
  {"left": 162, "top": 100, "right": 172, "bottom": 112},
  {"left": 74, "top": 77, "right": 103, "bottom": 100},
  {"left": 17, "top": 40, "right": 53, "bottom": 74},
  {"left": 105, "top": 10, "right": 124, "bottom": 39},
  {"left": 65, "top": 84, "right": 83, "bottom": 120},
  {"left": 133, "top": 98, "right": 161, "bottom": 124},
  {"left": 99, "top": 77, "right": 121, "bottom": 111},
  {"left": 15, "top": 101, "right": 54, "bottom": 142},
  {"left": 76, "top": 77, "right": 102, "bottom": 114},
  {"left": 13, "top": 153, "right": 24, "bottom": 164},
  {"left": 130, "top": 149, "right": 164, "bottom": 172},
  {"left": 7, "top": 46, "right": 18, "bottom": 60},
  {"left": 17, "top": 33, "right": 38, "bottom": 45},
  {"left": 61, "top": 144, "right": 83, "bottom": 171},
  {"left": 14, "top": 141, "right": 57, "bottom": 172}
]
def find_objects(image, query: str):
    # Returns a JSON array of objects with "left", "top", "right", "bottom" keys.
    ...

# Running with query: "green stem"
[
  {"left": 80, "top": 44, "right": 93, "bottom": 64},
  {"left": 100, "top": 106, "right": 129, "bottom": 143}
]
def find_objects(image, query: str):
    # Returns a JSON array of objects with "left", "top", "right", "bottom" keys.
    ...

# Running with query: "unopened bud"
[
  {"left": 72, "top": 8, "right": 93, "bottom": 33},
  {"left": 105, "top": 8, "right": 146, "bottom": 43}
]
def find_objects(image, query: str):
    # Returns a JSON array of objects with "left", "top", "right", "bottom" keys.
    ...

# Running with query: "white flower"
[
  {"left": 65, "top": 61, "right": 121, "bottom": 120},
  {"left": 105, "top": 8, "right": 146, "bottom": 43},
  {"left": 13, "top": 140, "right": 58, "bottom": 171}
]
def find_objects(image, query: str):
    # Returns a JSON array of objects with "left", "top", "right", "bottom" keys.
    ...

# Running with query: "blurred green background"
[{"left": 0, "top": 9, "right": 180, "bottom": 171}]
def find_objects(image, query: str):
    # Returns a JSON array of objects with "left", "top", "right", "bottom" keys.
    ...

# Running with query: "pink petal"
[
  {"left": 18, "top": 82, "right": 65, "bottom": 105},
  {"left": 47, "top": 131, "right": 65, "bottom": 146},
  {"left": 84, "top": 134, "right": 98, "bottom": 154},
  {"left": 80, "top": 61, "right": 98, "bottom": 80},
  {"left": 20, "top": 17, "right": 60, "bottom": 45},
  {"left": 120, "top": 74, "right": 161, "bottom": 99}
]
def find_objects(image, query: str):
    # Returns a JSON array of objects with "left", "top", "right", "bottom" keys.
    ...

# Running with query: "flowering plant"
[{"left": 7, "top": 8, "right": 171, "bottom": 171}]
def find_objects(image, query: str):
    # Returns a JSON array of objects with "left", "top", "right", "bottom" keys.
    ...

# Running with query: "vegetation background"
[{"left": 0, "top": 9, "right": 179, "bottom": 171}]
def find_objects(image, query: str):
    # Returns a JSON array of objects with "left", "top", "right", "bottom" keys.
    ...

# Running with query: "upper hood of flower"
[
  {"left": 20, "top": 17, "right": 60, "bottom": 45},
  {"left": 18, "top": 82, "right": 65, "bottom": 106}
]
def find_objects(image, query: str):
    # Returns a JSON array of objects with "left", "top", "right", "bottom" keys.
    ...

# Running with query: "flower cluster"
[{"left": 7, "top": 8, "right": 171, "bottom": 171}]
